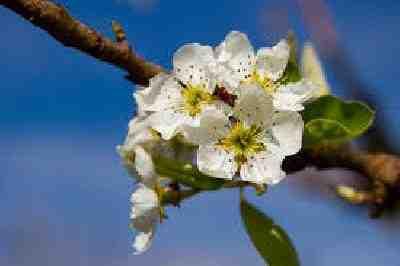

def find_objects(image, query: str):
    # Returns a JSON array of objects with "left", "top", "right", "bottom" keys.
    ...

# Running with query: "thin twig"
[{"left": 163, "top": 181, "right": 260, "bottom": 206}]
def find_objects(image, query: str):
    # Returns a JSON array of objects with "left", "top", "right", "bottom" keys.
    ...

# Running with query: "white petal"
[
  {"left": 197, "top": 144, "right": 237, "bottom": 180},
  {"left": 148, "top": 110, "right": 193, "bottom": 140},
  {"left": 273, "top": 80, "right": 315, "bottom": 111},
  {"left": 130, "top": 184, "right": 159, "bottom": 220},
  {"left": 212, "top": 64, "right": 242, "bottom": 93},
  {"left": 273, "top": 93, "right": 303, "bottom": 111},
  {"left": 233, "top": 83, "right": 273, "bottom": 127},
  {"left": 131, "top": 210, "right": 158, "bottom": 234},
  {"left": 240, "top": 146, "right": 285, "bottom": 185},
  {"left": 133, "top": 230, "right": 155, "bottom": 255},
  {"left": 118, "top": 117, "right": 154, "bottom": 156},
  {"left": 134, "top": 146, "right": 158, "bottom": 186},
  {"left": 116, "top": 145, "right": 138, "bottom": 180},
  {"left": 301, "top": 43, "right": 330, "bottom": 97},
  {"left": 272, "top": 111, "right": 304, "bottom": 156},
  {"left": 130, "top": 187, "right": 160, "bottom": 241},
  {"left": 216, "top": 31, "right": 254, "bottom": 63},
  {"left": 173, "top": 43, "right": 215, "bottom": 90},
  {"left": 135, "top": 73, "right": 170, "bottom": 114},
  {"left": 128, "top": 117, "right": 154, "bottom": 142},
  {"left": 183, "top": 106, "right": 230, "bottom": 145},
  {"left": 216, "top": 31, "right": 256, "bottom": 83},
  {"left": 130, "top": 184, "right": 159, "bottom": 255},
  {"left": 118, "top": 147, "right": 153, "bottom": 184},
  {"left": 134, "top": 91, "right": 147, "bottom": 117},
  {"left": 145, "top": 78, "right": 182, "bottom": 112},
  {"left": 256, "top": 39, "right": 290, "bottom": 81},
  {"left": 145, "top": 78, "right": 203, "bottom": 140},
  {"left": 117, "top": 117, "right": 158, "bottom": 181}
]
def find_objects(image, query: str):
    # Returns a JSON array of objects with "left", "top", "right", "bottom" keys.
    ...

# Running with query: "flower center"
[
  {"left": 181, "top": 84, "right": 213, "bottom": 117},
  {"left": 244, "top": 70, "right": 278, "bottom": 94},
  {"left": 217, "top": 121, "right": 265, "bottom": 164}
]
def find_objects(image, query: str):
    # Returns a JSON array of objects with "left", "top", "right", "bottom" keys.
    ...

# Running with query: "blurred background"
[{"left": 1, "top": 0, "right": 400, "bottom": 265}]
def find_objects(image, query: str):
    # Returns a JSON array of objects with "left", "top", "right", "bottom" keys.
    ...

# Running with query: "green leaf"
[
  {"left": 153, "top": 155, "right": 225, "bottom": 191},
  {"left": 280, "top": 31, "right": 301, "bottom": 84},
  {"left": 302, "top": 95, "right": 375, "bottom": 147},
  {"left": 240, "top": 198, "right": 300, "bottom": 266}
]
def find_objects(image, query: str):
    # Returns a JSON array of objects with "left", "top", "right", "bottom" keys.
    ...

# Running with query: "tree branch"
[
  {"left": 287, "top": 147, "right": 400, "bottom": 189},
  {"left": 284, "top": 146, "right": 400, "bottom": 217},
  {"left": 0, "top": 0, "right": 164, "bottom": 86}
]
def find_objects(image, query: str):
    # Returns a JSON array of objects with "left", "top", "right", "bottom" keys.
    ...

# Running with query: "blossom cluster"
[{"left": 118, "top": 31, "right": 318, "bottom": 254}]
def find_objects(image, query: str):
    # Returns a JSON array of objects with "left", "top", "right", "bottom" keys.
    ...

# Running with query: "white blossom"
[
  {"left": 134, "top": 73, "right": 170, "bottom": 117},
  {"left": 142, "top": 44, "right": 228, "bottom": 140},
  {"left": 117, "top": 116, "right": 160, "bottom": 183},
  {"left": 215, "top": 31, "right": 316, "bottom": 111},
  {"left": 118, "top": 31, "right": 311, "bottom": 255},
  {"left": 130, "top": 183, "right": 160, "bottom": 255},
  {"left": 121, "top": 116, "right": 155, "bottom": 149},
  {"left": 193, "top": 84, "right": 303, "bottom": 184},
  {"left": 214, "top": 31, "right": 288, "bottom": 91}
]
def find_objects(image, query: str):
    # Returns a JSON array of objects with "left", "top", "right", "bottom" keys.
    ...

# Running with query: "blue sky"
[{"left": 1, "top": 1, "right": 400, "bottom": 265}]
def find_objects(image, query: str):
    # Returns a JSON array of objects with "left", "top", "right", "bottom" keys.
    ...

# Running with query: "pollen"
[
  {"left": 217, "top": 121, "right": 265, "bottom": 164},
  {"left": 243, "top": 70, "right": 278, "bottom": 94},
  {"left": 181, "top": 84, "right": 213, "bottom": 117}
]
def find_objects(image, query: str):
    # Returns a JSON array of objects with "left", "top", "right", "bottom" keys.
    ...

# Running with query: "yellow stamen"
[
  {"left": 217, "top": 121, "right": 265, "bottom": 164},
  {"left": 242, "top": 70, "right": 278, "bottom": 94},
  {"left": 181, "top": 84, "right": 213, "bottom": 117}
]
